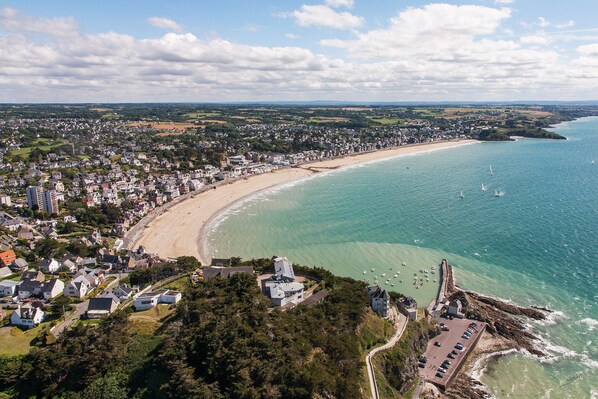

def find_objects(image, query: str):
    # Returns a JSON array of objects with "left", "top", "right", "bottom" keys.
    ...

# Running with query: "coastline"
[{"left": 131, "top": 139, "right": 478, "bottom": 265}]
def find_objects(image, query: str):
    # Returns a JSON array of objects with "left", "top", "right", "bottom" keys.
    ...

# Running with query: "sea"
[{"left": 205, "top": 117, "right": 598, "bottom": 398}]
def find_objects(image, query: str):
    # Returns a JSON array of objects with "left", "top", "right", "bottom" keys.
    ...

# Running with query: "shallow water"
[{"left": 207, "top": 117, "right": 598, "bottom": 398}]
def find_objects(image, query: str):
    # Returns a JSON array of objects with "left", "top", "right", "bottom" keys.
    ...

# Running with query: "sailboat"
[
  {"left": 489, "top": 166, "right": 494, "bottom": 176},
  {"left": 481, "top": 183, "right": 488, "bottom": 191},
  {"left": 460, "top": 190, "right": 464, "bottom": 199},
  {"left": 494, "top": 189, "right": 504, "bottom": 197}
]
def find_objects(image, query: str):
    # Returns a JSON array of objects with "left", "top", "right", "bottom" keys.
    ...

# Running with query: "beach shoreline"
[{"left": 131, "top": 139, "right": 478, "bottom": 265}]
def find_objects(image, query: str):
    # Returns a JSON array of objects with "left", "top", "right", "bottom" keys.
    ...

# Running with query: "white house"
[
  {"left": 274, "top": 257, "right": 295, "bottom": 280},
  {"left": 11, "top": 304, "right": 44, "bottom": 328},
  {"left": 39, "top": 258, "right": 60, "bottom": 273},
  {"left": 0, "top": 280, "right": 20, "bottom": 297},
  {"left": 266, "top": 281, "right": 305, "bottom": 307},
  {"left": 113, "top": 284, "right": 135, "bottom": 300},
  {"left": 63, "top": 276, "right": 91, "bottom": 299},
  {"left": 366, "top": 285, "right": 390, "bottom": 318},
  {"left": 264, "top": 258, "right": 305, "bottom": 307},
  {"left": 447, "top": 299, "right": 464, "bottom": 318},
  {"left": 41, "top": 278, "right": 64, "bottom": 300},
  {"left": 0, "top": 266, "right": 12, "bottom": 278},
  {"left": 133, "top": 289, "right": 182, "bottom": 311}
]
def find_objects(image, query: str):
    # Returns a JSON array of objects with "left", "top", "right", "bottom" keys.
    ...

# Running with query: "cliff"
[{"left": 373, "top": 319, "right": 439, "bottom": 398}]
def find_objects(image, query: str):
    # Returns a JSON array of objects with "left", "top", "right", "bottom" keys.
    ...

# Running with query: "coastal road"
[{"left": 366, "top": 308, "right": 408, "bottom": 399}]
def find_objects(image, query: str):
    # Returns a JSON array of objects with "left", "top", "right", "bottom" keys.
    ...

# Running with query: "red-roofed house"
[{"left": 0, "top": 250, "right": 16, "bottom": 267}]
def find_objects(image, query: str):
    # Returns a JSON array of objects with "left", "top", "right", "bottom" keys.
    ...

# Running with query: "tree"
[{"left": 176, "top": 256, "right": 200, "bottom": 272}]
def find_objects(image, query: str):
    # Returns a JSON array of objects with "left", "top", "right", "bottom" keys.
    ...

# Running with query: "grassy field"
[
  {"left": 10, "top": 145, "right": 57, "bottom": 156},
  {"left": 0, "top": 324, "right": 44, "bottom": 356},
  {"left": 129, "top": 304, "right": 175, "bottom": 323},
  {"left": 184, "top": 112, "right": 221, "bottom": 118},
  {"left": 368, "top": 117, "right": 401, "bottom": 125},
  {"left": 161, "top": 275, "right": 189, "bottom": 292}
]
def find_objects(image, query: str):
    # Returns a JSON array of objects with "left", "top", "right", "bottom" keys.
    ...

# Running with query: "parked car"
[
  {"left": 434, "top": 341, "right": 442, "bottom": 347},
  {"left": 436, "top": 372, "right": 445, "bottom": 378},
  {"left": 448, "top": 353, "right": 456, "bottom": 359},
  {"left": 455, "top": 343, "right": 464, "bottom": 350},
  {"left": 419, "top": 356, "right": 428, "bottom": 363},
  {"left": 437, "top": 367, "right": 447, "bottom": 373},
  {"left": 451, "top": 349, "right": 459, "bottom": 355},
  {"left": 462, "top": 334, "right": 471, "bottom": 339}
]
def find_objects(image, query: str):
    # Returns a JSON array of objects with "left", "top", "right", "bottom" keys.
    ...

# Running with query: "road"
[
  {"left": 51, "top": 274, "right": 121, "bottom": 338},
  {"left": 365, "top": 307, "right": 408, "bottom": 399}
]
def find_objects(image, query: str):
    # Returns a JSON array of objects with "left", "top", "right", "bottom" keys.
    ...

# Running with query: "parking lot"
[{"left": 418, "top": 315, "right": 485, "bottom": 388}]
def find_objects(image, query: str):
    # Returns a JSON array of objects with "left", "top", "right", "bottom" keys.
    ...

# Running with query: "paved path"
[{"left": 365, "top": 308, "right": 408, "bottom": 399}]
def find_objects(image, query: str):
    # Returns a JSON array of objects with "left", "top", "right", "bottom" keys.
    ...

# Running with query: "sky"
[{"left": 1, "top": 0, "right": 597, "bottom": 103}]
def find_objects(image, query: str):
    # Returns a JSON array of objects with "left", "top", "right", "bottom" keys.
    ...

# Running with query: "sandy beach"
[{"left": 132, "top": 140, "right": 478, "bottom": 265}]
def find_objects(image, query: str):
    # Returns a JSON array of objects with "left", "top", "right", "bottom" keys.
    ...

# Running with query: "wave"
[{"left": 578, "top": 318, "right": 598, "bottom": 332}]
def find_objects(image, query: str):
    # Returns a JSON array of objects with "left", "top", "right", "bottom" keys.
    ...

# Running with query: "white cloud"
[
  {"left": 0, "top": 6, "right": 598, "bottom": 102},
  {"left": 147, "top": 17, "right": 184, "bottom": 32},
  {"left": 284, "top": 4, "right": 364, "bottom": 30},
  {"left": 494, "top": 0, "right": 514, "bottom": 4},
  {"left": 285, "top": 33, "right": 300, "bottom": 39},
  {"left": 520, "top": 35, "right": 549, "bottom": 46},
  {"left": 555, "top": 20, "right": 575, "bottom": 29},
  {"left": 325, "top": 0, "right": 354, "bottom": 8}
]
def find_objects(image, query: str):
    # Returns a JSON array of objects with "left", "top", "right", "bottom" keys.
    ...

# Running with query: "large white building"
[
  {"left": 26, "top": 186, "right": 59, "bottom": 214},
  {"left": 42, "top": 190, "right": 59, "bottom": 214},
  {"left": 264, "top": 257, "right": 304, "bottom": 307},
  {"left": 134, "top": 289, "right": 182, "bottom": 311}
]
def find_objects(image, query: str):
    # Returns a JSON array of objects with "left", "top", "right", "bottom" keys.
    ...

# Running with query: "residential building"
[
  {"left": 42, "top": 190, "right": 59, "bottom": 214},
  {"left": 201, "top": 266, "right": 254, "bottom": 282},
  {"left": 21, "top": 269, "right": 44, "bottom": 282},
  {"left": 11, "top": 304, "right": 44, "bottom": 328},
  {"left": 113, "top": 284, "right": 135, "bottom": 300},
  {"left": 263, "top": 258, "right": 304, "bottom": 307},
  {"left": 17, "top": 280, "right": 43, "bottom": 299},
  {"left": 134, "top": 289, "right": 182, "bottom": 311},
  {"left": 274, "top": 257, "right": 295, "bottom": 280},
  {"left": 0, "top": 280, "right": 20, "bottom": 297},
  {"left": 366, "top": 285, "right": 390, "bottom": 318},
  {"left": 26, "top": 186, "right": 43, "bottom": 210},
  {"left": 42, "top": 278, "right": 64, "bottom": 300},
  {"left": 0, "top": 266, "right": 12, "bottom": 278},
  {"left": 0, "top": 195, "right": 11, "bottom": 206},
  {"left": 63, "top": 276, "right": 91, "bottom": 299},
  {"left": 39, "top": 258, "right": 60, "bottom": 273},
  {"left": 0, "top": 250, "right": 16, "bottom": 267},
  {"left": 86, "top": 297, "right": 118, "bottom": 319}
]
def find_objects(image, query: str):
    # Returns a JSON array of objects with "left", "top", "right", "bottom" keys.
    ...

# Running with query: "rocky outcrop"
[{"left": 448, "top": 289, "right": 547, "bottom": 357}]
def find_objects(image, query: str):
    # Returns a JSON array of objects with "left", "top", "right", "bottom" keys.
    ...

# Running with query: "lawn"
[
  {"left": 9, "top": 145, "right": 57, "bottom": 156},
  {"left": 368, "top": 117, "right": 401, "bottom": 125},
  {"left": 129, "top": 304, "right": 175, "bottom": 323},
  {"left": 184, "top": 112, "right": 221, "bottom": 118},
  {"left": 0, "top": 325, "right": 44, "bottom": 356},
  {"left": 161, "top": 275, "right": 189, "bottom": 292}
]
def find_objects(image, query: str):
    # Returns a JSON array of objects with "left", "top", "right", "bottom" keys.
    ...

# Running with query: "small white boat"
[
  {"left": 402, "top": 262, "right": 406, "bottom": 266},
  {"left": 490, "top": 165, "right": 494, "bottom": 176},
  {"left": 371, "top": 268, "right": 375, "bottom": 272},
  {"left": 381, "top": 273, "right": 386, "bottom": 277},
  {"left": 363, "top": 271, "right": 367, "bottom": 275},
  {"left": 431, "top": 270, "right": 436, "bottom": 274},
  {"left": 495, "top": 189, "right": 505, "bottom": 197},
  {"left": 416, "top": 285, "right": 419, "bottom": 289},
  {"left": 592, "top": 160, "right": 596, "bottom": 165},
  {"left": 414, "top": 273, "right": 418, "bottom": 276},
  {"left": 460, "top": 190, "right": 464, "bottom": 199},
  {"left": 481, "top": 183, "right": 488, "bottom": 191}
]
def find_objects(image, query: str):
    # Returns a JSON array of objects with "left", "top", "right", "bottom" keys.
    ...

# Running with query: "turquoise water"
[{"left": 206, "top": 117, "right": 598, "bottom": 398}]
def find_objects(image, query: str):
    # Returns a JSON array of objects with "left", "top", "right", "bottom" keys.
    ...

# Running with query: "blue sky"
[{"left": 1, "top": 0, "right": 598, "bottom": 102}]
